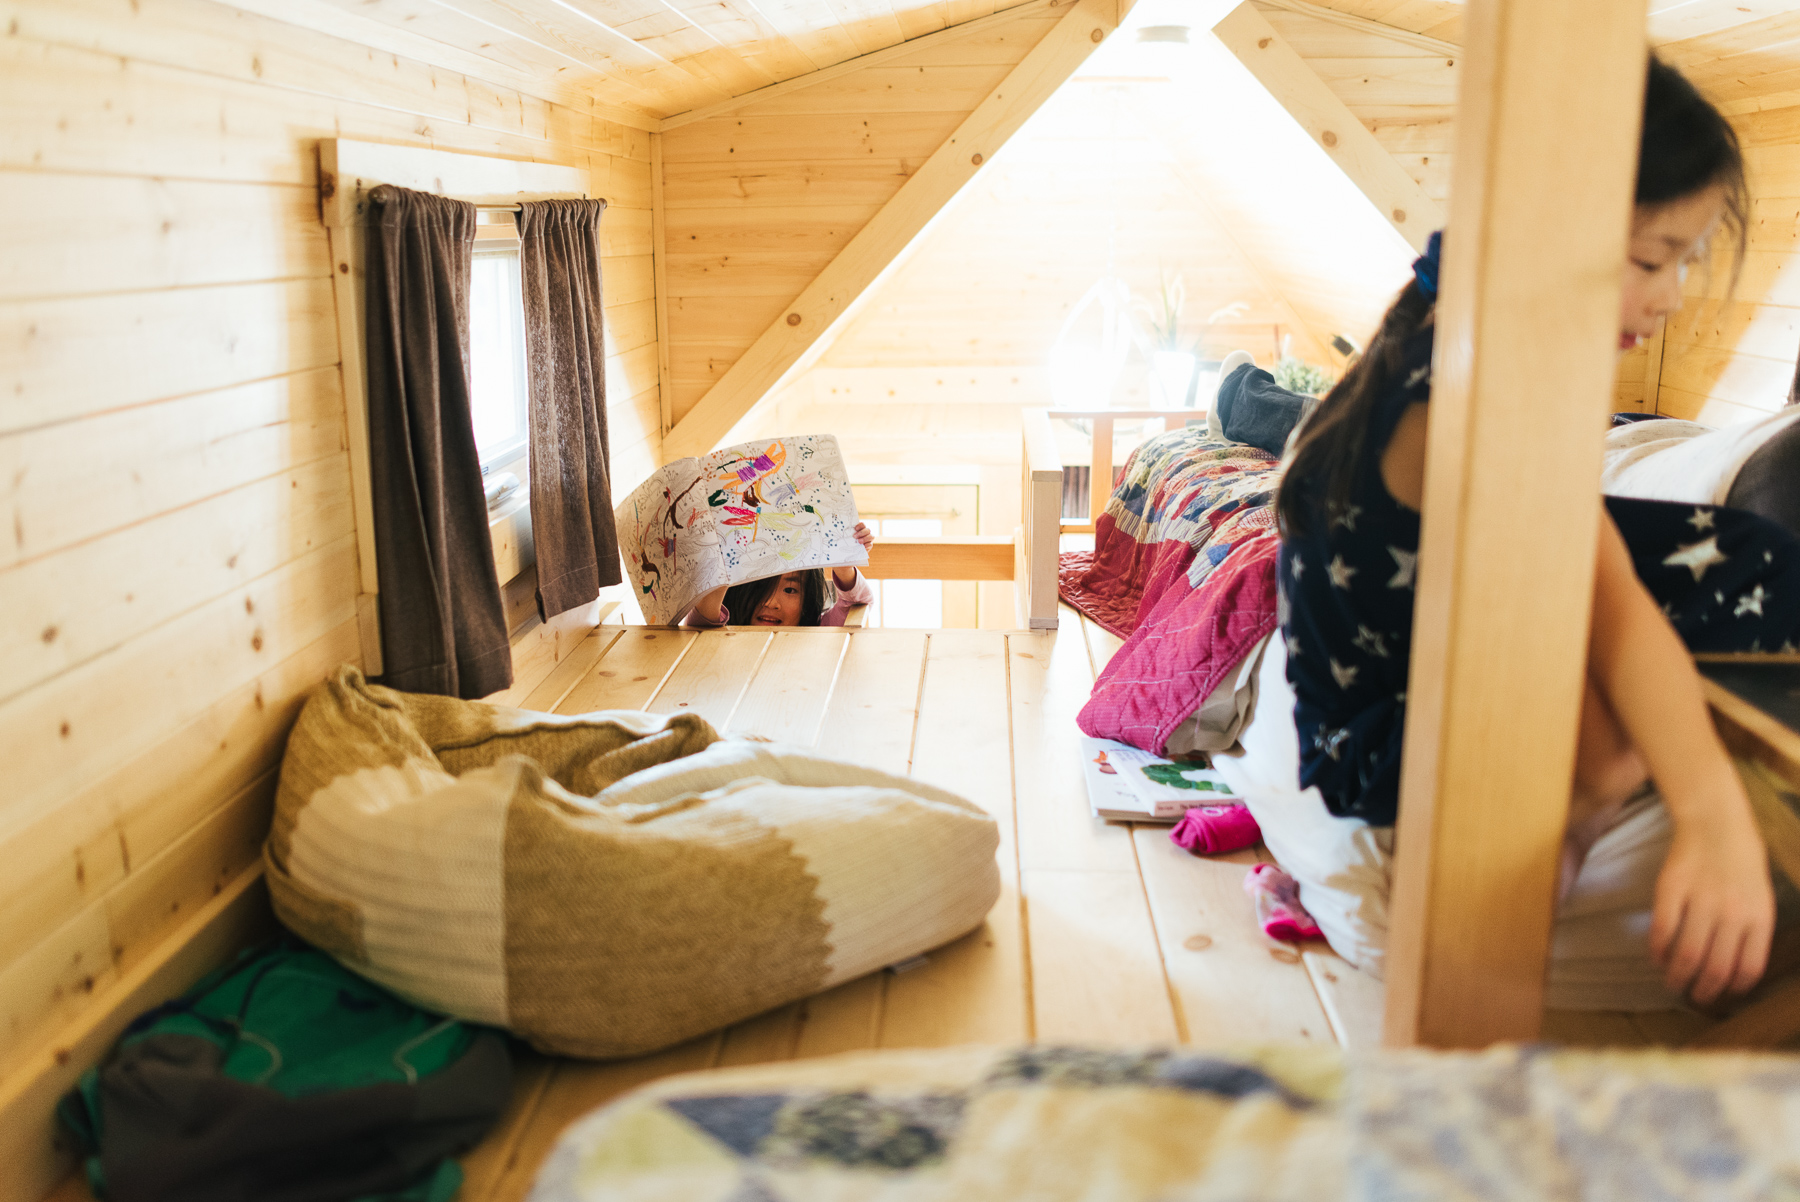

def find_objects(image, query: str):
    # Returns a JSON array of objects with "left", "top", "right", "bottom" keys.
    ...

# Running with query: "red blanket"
[{"left": 1060, "top": 428, "right": 1282, "bottom": 754}]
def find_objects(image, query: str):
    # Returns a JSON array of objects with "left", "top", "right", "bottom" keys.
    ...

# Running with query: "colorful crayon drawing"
[{"left": 614, "top": 433, "right": 866, "bottom": 624}]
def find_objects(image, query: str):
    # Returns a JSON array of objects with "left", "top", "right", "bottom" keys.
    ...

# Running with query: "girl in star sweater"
[{"left": 1274, "top": 56, "right": 1791, "bottom": 1006}]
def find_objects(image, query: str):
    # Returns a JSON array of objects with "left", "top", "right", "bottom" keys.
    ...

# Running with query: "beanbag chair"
[{"left": 265, "top": 666, "right": 1000, "bottom": 1058}]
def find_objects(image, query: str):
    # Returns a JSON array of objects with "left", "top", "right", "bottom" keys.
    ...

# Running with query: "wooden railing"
[
  {"left": 863, "top": 537, "right": 1016, "bottom": 581},
  {"left": 1043, "top": 408, "right": 1205, "bottom": 533}
]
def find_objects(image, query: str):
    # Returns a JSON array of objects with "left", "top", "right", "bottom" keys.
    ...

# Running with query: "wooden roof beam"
[
  {"left": 660, "top": 0, "right": 1121, "bottom": 460},
  {"left": 1214, "top": 2, "right": 1444, "bottom": 253}
]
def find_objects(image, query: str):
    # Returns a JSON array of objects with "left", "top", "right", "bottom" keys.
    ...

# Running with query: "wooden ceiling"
[
  {"left": 222, "top": 0, "right": 1086, "bottom": 125},
  {"left": 221, "top": 0, "right": 1800, "bottom": 131}
]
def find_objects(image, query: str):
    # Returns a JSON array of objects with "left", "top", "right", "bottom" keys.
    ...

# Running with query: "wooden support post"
[
  {"left": 1089, "top": 415, "right": 1114, "bottom": 526},
  {"left": 1382, "top": 0, "right": 1647, "bottom": 1048},
  {"left": 1020, "top": 408, "right": 1063, "bottom": 630}
]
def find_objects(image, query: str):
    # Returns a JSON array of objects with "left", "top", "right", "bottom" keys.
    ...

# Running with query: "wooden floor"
[
  {"left": 43, "top": 605, "right": 1710, "bottom": 1202},
  {"left": 454, "top": 607, "right": 1382, "bottom": 1201}
]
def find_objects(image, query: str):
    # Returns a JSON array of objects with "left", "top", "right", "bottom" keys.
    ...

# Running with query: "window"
[{"left": 468, "top": 238, "right": 529, "bottom": 476}]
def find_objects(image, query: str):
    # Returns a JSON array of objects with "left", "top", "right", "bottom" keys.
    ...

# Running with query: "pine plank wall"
[{"left": 0, "top": 0, "right": 661, "bottom": 1159}]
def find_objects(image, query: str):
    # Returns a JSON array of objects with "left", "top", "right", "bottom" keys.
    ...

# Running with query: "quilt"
[
  {"left": 1061, "top": 426, "right": 1283, "bottom": 755},
  {"left": 529, "top": 1042, "right": 1800, "bottom": 1202}
]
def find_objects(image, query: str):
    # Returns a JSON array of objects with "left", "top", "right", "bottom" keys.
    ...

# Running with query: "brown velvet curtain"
[
  {"left": 516, "top": 198, "right": 620, "bottom": 620},
  {"left": 364, "top": 184, "right": 513, "bottom": 699}
]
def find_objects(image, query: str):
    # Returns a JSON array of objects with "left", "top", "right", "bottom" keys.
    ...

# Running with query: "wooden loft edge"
[
  {"left": 0, "top": 866, "right": 274, "bottom": 1202},
  {"left": 1254, "top": 0, "right": 1460, "bottom": 54},
  {"left": 657, "top": 0, "right": 1067, "bottom": 132},
  {"left": 1215, "top": 2, "right": 1444, "bottom": 253},
  {"left": 661, "top": 0, "right": 1120, "bottom": 461}
]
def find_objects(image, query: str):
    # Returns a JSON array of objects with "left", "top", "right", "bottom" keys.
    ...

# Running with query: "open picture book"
[
  {"left": 615, "top": 433, "right": 868, "bottom": 625},
  {"left": 1080, "top": 736, "right": 1242, "bottom": 822}
]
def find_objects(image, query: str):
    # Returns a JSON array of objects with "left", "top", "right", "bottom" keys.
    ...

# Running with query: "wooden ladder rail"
[{"left": 1380, "top": 0, "right": 1650, "bottom": 1047}]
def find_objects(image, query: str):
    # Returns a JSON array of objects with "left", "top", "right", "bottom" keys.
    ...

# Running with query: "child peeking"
[{"left": 683, "top": 521, "right": 876, "bottom": 628}]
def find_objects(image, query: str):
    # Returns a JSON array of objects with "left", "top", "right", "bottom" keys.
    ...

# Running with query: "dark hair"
[
  {"left": 1275, "top": 54, "right": 1749, "bottom": 538},
  {"left": 721, "top": 568, "right": 828, "bottom": 626}
]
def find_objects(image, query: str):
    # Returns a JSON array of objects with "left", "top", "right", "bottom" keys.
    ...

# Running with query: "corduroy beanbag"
[{"left": 264, "top": 666, "right": 1000, "bottom": 1058}]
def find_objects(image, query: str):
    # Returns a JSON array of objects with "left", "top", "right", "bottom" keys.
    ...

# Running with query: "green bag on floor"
[{"left": 57, "top": 940, "right": 512, "bottom": 1202}]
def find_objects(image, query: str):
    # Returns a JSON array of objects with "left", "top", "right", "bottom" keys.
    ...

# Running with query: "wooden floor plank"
[
  {"left": 516, "top": 629, "right": 622, "bottom": 712},
  {"left": 794, "top": 973, "right": 887, "bottom": 1059},
  {"left": 1010, "top": 627, "right": 1137, "bottom": 874},
  {"left": 909, "top": 632, "right": 1014, "bottom": 824},
  {"left": 775, "top": 634, "right": 920, "bottom": 1062},
  {"left": 1541, "top": 1009, "right": 1655, "bottom": 1047},
  {"left": 483, "top": 1035, "right": 721, "bottom": 1202},
  {"left": 1301, "top": 949, "right": 1387, "bottom": 1050},
  {"left": 1630, "top": 1008, "right": 1714, "bottom": 1046},
  {"left": 1023, "top": 867, "right": 1182, "bottom": 1045},
  {"left": 552, "top": 628, "right": 696, "bottom": 714},
  {"left": 1079, "top": 612, "right": 1126, "bottom": 675},
  {"left": 456, "top": 1047, "right": 556, "bottom": 1199},
  {"left": 724, "top": 630, "right": 848, "bottom": 744},
  {"left": 715, "top": 1003, "right": 803, "bottom": 1068},
  {"left": 813, "top": 630, "right": 928, "bottom": 775},
  {"left": 884, "top": 630, "right": 1030, "bottom": 1047},
  {"left": 1133, "top": 831, "right": 1332, "bottom": 1047},
  {"left": 645, "top": 629, "right": 771, "bottom": 729}
]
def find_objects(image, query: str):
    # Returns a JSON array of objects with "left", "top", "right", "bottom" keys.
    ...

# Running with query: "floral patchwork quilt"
[{"left": 1060, "top": 426, "right": 1283, "bottom": 754}]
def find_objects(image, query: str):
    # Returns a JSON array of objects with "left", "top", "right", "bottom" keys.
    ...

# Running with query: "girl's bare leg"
[{"left": 1561, "top": 674, "right": 1651, "bottom": 900}]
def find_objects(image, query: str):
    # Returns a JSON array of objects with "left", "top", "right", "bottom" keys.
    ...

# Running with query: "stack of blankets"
[{"left": 1060, "top": 425, "right": 1283, "bottom": 755}]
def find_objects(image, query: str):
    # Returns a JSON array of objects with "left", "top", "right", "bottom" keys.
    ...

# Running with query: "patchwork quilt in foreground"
[{"left": 530, "top": 1042, "right": 1800, "bottom": 1202}]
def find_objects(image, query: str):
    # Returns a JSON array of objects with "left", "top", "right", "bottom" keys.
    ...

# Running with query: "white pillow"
[{"left": 1603, "top": 407, "right": 1800, "bottom": 504}]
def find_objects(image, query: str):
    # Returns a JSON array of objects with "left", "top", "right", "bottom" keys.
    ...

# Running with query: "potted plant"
[{"left": 1139, "top": 270, "right": 1199, "bottom": 409}]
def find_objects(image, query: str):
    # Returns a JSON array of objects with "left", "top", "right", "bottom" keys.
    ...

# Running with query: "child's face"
[
  {"left": 752, "top": 572, "right": 807, "bottom": 626},
  {"left": 1619, "top": 185, "right": 1725, "bottom": 351}
]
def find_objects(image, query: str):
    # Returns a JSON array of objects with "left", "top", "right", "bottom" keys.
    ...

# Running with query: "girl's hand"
[
  {"left": 834, "top": 522, "right": 874, "bottom": 591},
  {"left": 1650, "top": 782, "right": 1774, "bottom": 1005}
]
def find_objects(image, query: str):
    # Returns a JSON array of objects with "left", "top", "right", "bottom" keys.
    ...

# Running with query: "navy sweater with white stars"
[{"left": 1278, "top": 325, "right": 1800, "bottom": 827}]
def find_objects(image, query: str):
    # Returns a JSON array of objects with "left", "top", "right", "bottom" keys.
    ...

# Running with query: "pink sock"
[
  {"left": 1169, "top": 804, "right": 1261, "bottom": 856},
  {"left": 1243, "top": 863, "right": 1322, "bottom": 941}
]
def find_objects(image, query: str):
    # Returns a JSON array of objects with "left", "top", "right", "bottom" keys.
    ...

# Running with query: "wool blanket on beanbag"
[{"left": 265, "top": 666, "right": 1000, "bottom": 1059}]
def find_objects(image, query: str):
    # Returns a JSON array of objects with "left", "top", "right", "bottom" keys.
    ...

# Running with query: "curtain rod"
[{"left": 475, "top": 200, "right": 603, "bottom": 212}]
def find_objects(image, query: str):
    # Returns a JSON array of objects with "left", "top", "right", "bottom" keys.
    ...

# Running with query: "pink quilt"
[{"left": 1060, "top": 427, "right": 1282, "bottom": 754}]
